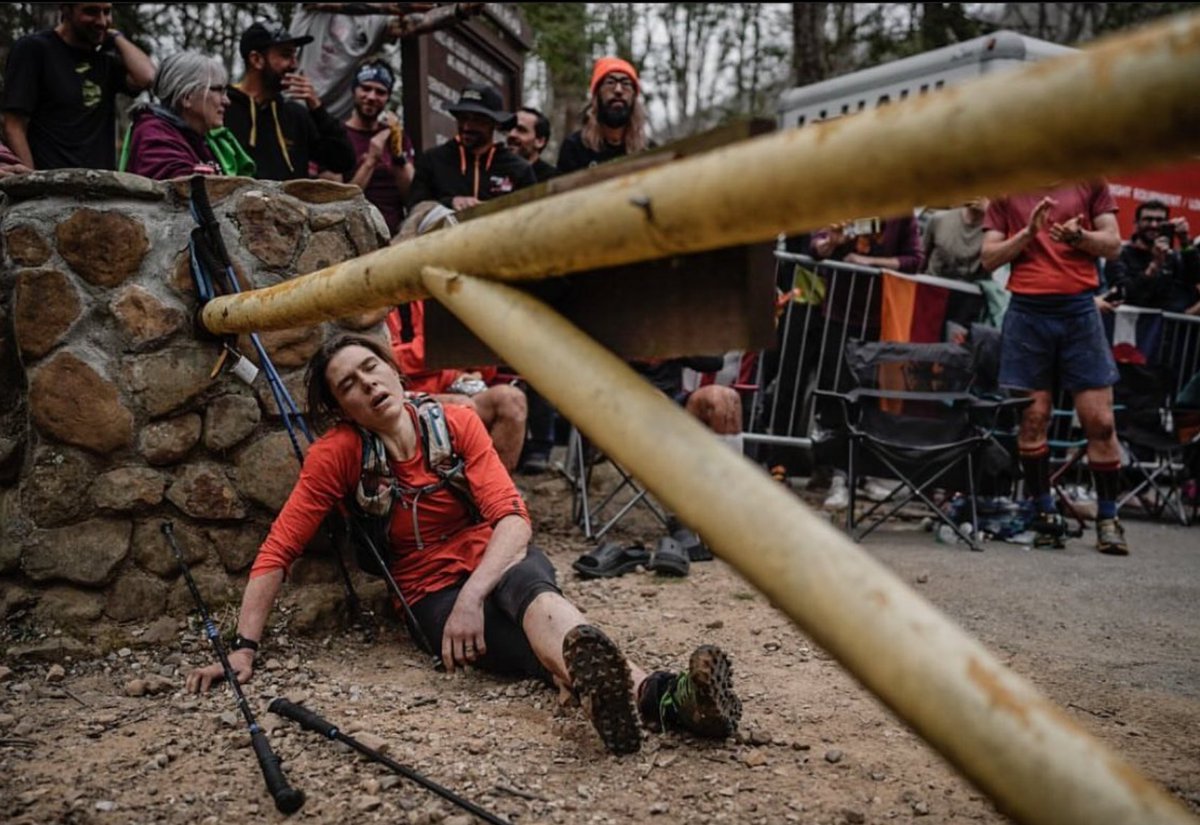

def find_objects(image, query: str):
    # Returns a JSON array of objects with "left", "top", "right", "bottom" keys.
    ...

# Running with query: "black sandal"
[
  {"left": 572, "top": 541, "right": 650, "bottom": 579},
  {"left": 648, "top": 536, "right": 690, "bottom": 576}
]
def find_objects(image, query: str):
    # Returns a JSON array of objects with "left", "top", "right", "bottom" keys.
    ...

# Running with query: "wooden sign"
[{"left": 399, "top": 4, "right": 531, "bottom": 153}]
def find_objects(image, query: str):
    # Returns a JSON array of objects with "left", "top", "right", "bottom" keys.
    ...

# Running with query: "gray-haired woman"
[{"left": 123, "top": 50, "right": 249, "bottom": 180}]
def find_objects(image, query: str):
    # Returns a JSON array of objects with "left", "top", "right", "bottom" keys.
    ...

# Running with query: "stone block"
[
  {"left": 1, "top": 581, "right": 37, "bottom": 617},
  {"left": 4, "top": 224, "right": 52, "bottom": 266},
  {"left": 282, "top": 179, "right": 361, "bottom": 204},
  {"left": 139, "top": 414, "right": 202, "bottom": 466},
  {"left": 105, "top": 571, "right": 169, "bottom": 622},
  {"left": 346, "top": 209, "right": 387, "bottom": 255},
  {"left": 5, "top": 636, "right": 94, "bottom": 662},
  {"left": 122, "top": 346, "right": 216, "bottom": 417},
  {"left": 287, "top": 583, "right": 350, "bottom": 634},
  {"left": 333, "top": 308, "right": 390, "bottom": 332},
  {"left": 20, "top": 446, "right": 98, "bottom": 527},
  {"left": 0, "top": 169, "right": 164, "bottom": 202},
  {"left": 169, "top": 248, "right": 195, "bottom": 296},
  {"left": 0, "top": 489, "right": 25, "bottom": 573},
  {"left": 234, "top": 191, "right": 306, "bottom": 268},
  {"left": 166, "top": 563, "right": 234, "bottom": 613},
  {"left": 55, "top": 208, "right": 149, "bottom": 287},
  {"left": 254, "top": 368, "right": 309, "bottom": 417},
  {"left": 295, "top": 230, "right": 354, "bottom": 275},
  {"left": 33, "top": 585, "right": 105, "bottom": 628},
  {"left": 235, "top": 432, "right": 302, "bottom": 511},
  {"left": 239, "top": 324, "right": 323, "bottom": 369},
  {"left": 111, "top": 285, "right": 185, "bottom": 349},
  {"left": 203, "top": 394, "right": 261, "bottom": 451},
  {"left": 205, "top": 523, "right": 267, "bottom": 573},
  {"left": 29, "top": 351, "right": 133, "bottom": 454},
  {"left": 132, "top": 518, "right": 208, "bottom": 577},
  {"left": 168, "top": 175, "right": 253, "bottom": 204},
  {"left": 166, "top": 463, "right": 245, "bottom": 520},
  {"left": 13, "top": 268, "right": 82, "bottom": 359},
  {"left": 92, "top": 467, "right": 166, "bottom": 511},
  {"left": 22, "top": 518, "right": 131, "bottom": 586},
  {"left": 310, "top": 211, "right": 346, "bottom": 231}
]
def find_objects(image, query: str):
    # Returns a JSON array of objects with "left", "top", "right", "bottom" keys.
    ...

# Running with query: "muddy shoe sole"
[
  {"left": 683, "top": 645, "right": 743, "bottom": 739},
  {"left": 563, "top": 625, "right": 641, "bottom": 755}
]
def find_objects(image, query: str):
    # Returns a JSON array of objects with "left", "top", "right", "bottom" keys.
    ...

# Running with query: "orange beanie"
[{"left": 590, "top": 56, "right": 639, "bottom": 95}]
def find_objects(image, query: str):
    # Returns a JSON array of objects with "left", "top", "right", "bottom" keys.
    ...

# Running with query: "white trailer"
[{"left": 778, "top": 31, "right": 1073, "bottom": 129}]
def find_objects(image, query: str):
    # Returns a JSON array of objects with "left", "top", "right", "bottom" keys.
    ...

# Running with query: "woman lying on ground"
[{"left": 185, "top": 333, "right": 742, "bottom": 754}]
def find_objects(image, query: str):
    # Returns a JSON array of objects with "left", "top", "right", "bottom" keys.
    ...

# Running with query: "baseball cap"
[
  {"left": 446, "top": 84, "right": 512, "bottom": 125},
  {"left": 239, "top": 22, "right": 314, "bottom": 60}
]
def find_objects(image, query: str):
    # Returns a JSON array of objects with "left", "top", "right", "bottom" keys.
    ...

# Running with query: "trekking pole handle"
[
  {"left": 251, "top": 728, "right": 307, "bottom": 814},
  {"left": 269, "top": 698, "right": 339, "bottom": 738},
  {"left": 162, "top": 521, "right": 305, "bottom": 816}
]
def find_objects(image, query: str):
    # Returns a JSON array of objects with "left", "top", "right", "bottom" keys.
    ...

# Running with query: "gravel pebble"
[{"left": 824, "top": 749, "right": 843, "bottom": 764}]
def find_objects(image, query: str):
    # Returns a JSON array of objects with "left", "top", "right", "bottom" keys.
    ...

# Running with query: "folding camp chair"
[
  {"left": 818, "top": 340, "right": 1029, "bottom": 550},
  {"left": 1114, "top": 362, "right": 1200, "bottom": 525},
  {"left": 559, "top": 425, "right": 670, "bottom": 541}
]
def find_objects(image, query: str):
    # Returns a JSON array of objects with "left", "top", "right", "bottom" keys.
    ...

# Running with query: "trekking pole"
[
  {"left": 347, "top": 516, "right": 444, "bottom": 671},
  {"left": 162, "top": 522, "right": 305, "bottom": 815},
  {"left": 268, "top": 698, "right": 510, "bottom": 825}
]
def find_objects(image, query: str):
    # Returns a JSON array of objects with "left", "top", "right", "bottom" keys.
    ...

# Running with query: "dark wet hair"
[
  {"left": 304, "top": 332, "right": 405, "bottom": 432},
  {"left": 1134, "top": 199, "right": 1169, "bottom": 221},
  {"left": 518, "top": 106, "right": 550, "bottom": 142}
]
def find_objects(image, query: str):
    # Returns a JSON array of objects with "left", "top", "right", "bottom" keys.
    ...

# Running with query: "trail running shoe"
[
  {"left": 643, "top": 645, "right": 742, "bottom": 739},
  {"left": 562, "top": 625, "right": 641, "bottom": 755},
  {"left": 1032, "top": 511, "right": 1068, "bottom": 549},
  {"left": 1095, "top": 517, "right": 1129, "bottom": 556}
]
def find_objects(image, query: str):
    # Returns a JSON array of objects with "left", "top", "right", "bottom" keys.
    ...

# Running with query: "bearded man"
[
  {"left": 557, "top": 57, "right": 648, "bottom": 174},
  {"left": 225, "top": 21, "right": 354, "bottom": 181}
]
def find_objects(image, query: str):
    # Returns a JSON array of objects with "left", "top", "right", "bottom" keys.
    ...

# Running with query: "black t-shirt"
[
  {"left": 224, "top": 87, "right": 356, "bottom": 181},
  {"left": 531, "top": 158, "right": 559, "bottom": 183},
  {"left": 556, "top": 130, "right": 627, "bottom": 175},
  {"left": 2, "top": 30, "right": 129, "bottom": 170}
]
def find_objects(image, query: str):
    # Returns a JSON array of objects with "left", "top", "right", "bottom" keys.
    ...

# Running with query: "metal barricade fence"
[{"left": 745, "top": 244, "right": 985, "bottom": 467}]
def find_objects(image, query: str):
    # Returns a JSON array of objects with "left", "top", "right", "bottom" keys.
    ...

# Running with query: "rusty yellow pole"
[
  {"left": 420, "top": 265, "right": 1194, "bottom": 825},
  {"left": 202, "top": 11, "right": 1200, "bottom": 335}
]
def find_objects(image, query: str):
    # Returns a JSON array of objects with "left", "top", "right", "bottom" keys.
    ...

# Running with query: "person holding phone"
[
  {"left": 225, "top": 21, "right": 354, "bottom": 181},
  {"left": 1106, "top": 199, "right": 1200, "bottom": 314}
]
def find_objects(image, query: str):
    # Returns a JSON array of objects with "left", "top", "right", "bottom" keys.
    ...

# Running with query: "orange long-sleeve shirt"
[{"left": 250, "top": 403, "right": 528, "bottom": 605}]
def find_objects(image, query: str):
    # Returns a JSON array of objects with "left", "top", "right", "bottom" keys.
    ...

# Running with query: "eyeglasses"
[
  {"left": 1138, "top": 214, "right": 1167, "bottom": 224},
  {"left": 600, "top": 76, "right": 635, "bottom": 92}
]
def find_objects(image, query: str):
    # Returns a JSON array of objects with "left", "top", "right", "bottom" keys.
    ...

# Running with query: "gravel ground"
[{"left": 2, "top": 471, "right": 1198, "bottom": 825}]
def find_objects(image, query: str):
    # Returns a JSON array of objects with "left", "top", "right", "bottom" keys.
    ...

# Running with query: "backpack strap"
[{"left": 410, "top": 395, "right": 483, "bottom": 525}]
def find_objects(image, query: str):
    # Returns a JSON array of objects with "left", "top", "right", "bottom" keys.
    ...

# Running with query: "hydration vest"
[{"left": 348, "top": 395, "right": 482, "bottom": 577}]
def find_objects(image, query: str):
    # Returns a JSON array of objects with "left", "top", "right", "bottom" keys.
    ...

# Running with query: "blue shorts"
[{"left": 998, "top": 296, "right": 1118, "bottom": 392}]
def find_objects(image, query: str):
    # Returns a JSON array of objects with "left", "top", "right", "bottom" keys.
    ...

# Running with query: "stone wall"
[{"left": 0, "top": 170, "right": 391, "bottom": 645}]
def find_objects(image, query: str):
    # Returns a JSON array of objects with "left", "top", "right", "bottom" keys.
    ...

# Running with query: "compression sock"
[{"left": 1091, "top": 460, "right": 1121, "bottom": 520}]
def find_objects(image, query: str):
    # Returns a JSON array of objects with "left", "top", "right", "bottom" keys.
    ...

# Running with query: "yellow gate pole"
[
  {"left": 202, "top": 11, "right": 1200, "bottom": 335},
  {"left": 420, "top": 265, "right": 1194, "bottom": 825}
]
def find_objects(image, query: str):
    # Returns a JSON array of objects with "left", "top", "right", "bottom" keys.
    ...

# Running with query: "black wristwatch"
[{"left": 230, "top": 634, "right": 259, "bottom": 653}]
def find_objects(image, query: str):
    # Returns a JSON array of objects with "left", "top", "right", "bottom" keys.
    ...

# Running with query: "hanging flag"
[
  {"left": 880, "top": 270, "right": 952, "bottom": 343},
  {"left": 1105, "top": 306, "right": 1163, "bottom": 364}
]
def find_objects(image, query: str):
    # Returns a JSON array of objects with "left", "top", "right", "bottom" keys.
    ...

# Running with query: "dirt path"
[{"left": 2, "top": 474, "right": 1198, "bottom": 825}]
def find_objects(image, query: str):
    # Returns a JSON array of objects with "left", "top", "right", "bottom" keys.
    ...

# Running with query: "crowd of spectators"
[{"left": 4, "top": 6, "right": 1199, "bottom": 560}]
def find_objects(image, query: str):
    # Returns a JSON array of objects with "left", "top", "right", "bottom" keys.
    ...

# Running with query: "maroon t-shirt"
[
  {"left": 984, "top": 182, "right": 1116, "bottom": 296},
  {"left": 344, "top": 124, "right": 414, "bottom": 234}
]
